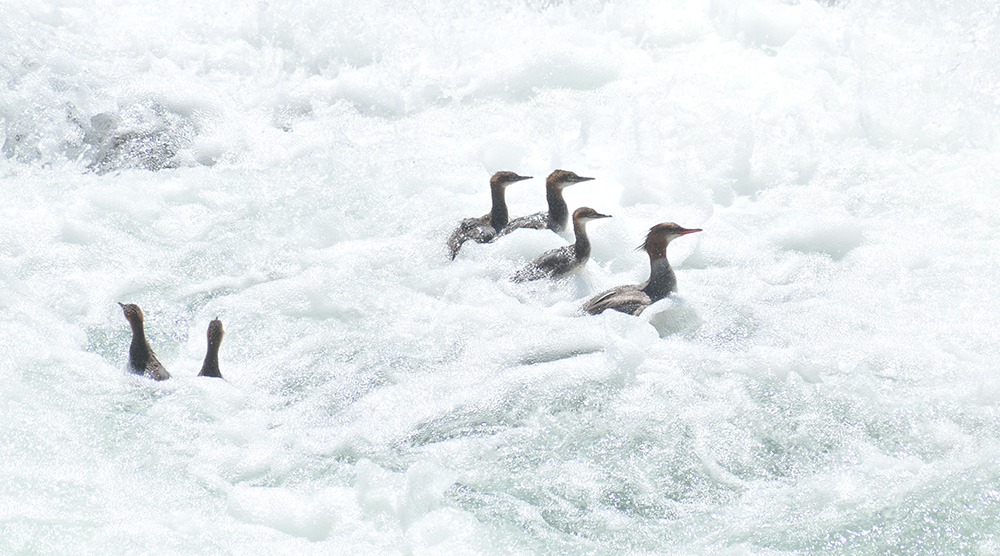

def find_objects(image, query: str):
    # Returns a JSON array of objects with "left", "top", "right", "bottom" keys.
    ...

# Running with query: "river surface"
[{"left": 2, "top": 0, "right": 1000, "bottom": 554}]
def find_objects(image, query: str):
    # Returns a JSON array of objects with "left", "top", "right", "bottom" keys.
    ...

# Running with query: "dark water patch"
[
  {"left": 407, "top": 404, "right": 522, "bottom": 448},
  {"left": 746, "top": 465, "right": 1000, "bottom": 554},
  {"left": 445, "top": 483, "right": 601, "bottom": 553},
  {"left": 517, "top": 346, "right": 604, "bottom": 367},
  {"left": 84, "top": 102, "right": 197, "bottom": 174}
]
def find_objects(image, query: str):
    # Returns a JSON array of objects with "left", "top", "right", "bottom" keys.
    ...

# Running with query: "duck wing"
[
  {"left": 581, "top": 284, "right": 650, "bottom": 316},
  {"left": 496, "top": 212, "right": 547, "bottom": 238}
]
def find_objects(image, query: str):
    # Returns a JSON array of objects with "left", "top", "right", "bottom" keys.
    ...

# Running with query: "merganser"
[
  {"left": 198, "top": 319, "right": 224, "bottom": 379},
  {"left": 512, "top": 207, "right": 611, "bottom": 282},
  {"left": 581, "top": 222, "right": 701, "bottom": 316},
  {"left": 497, "top": 169, "right": 594, "bottom": 236},
  {"left": 119, "top": 302, "right": 171, "bottom": 380},
  {"left": 447, "top": 171, "right": 532, "bottom": 259}
]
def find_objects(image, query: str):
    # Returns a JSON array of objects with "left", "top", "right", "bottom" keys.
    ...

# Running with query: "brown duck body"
[
  {"left": 582, "top": 223, "right": 701, "bottom": 316},
  {"left": 447, "top": 171, "right": 532, "bottom": 259},
  {"left": 512, "top": 207, "right": 611, "bottom": 282},
  {"left": 119, "top": 303, "right": 171, "bottom": 381}
]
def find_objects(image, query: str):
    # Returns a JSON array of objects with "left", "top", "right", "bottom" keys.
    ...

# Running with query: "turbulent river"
[{"left": 2, "top": 0, "right": 1000, "bottom": 554}]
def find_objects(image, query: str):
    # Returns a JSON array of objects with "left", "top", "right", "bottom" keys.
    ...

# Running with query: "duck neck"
[
  {"left": 128, "top": 322, "right": 149, "bottom": 370},
  {"left": 200, "top": 340, "right": 222, "bottom": 378},
  {"left": 546, "top": 186, "right": 568, "bottom": 231},
  {"left": 642, "top": 250, "right": 676, "bottom": 301},
  {"left": 572, "top": 219, "right": 591, "bottom": 261},
  {"left": 489, "top": 184, "right": 509, "bottom": 231}
]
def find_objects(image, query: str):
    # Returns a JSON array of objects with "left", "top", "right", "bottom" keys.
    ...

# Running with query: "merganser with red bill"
[
  {"left": 119, "top": 302, "right": 171, "bottom": 381},
  {"left": 512, "top": 207, "right": 611, "bottom": 282},
  {"left": 198, "top": 319, "right": 225, "bottom": 379},
  {"left": 581, "top": 222, "right": 701, "bottom": 316},
  {"left": 496, "top": 169, "right": 594, "bottom": 237},
  {"left": 447, "top": 171, "right": 532, "bottom": 259}
]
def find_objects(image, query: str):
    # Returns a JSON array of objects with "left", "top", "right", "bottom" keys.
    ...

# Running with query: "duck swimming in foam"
[
  {"left": 198, "top": 319, "right": 224, "bottom": 379},
  {"left": 496, "top": 169, "right": 594, "bottom": 237},
  {"left": 446, "top": 171, "right": 532, "bottom": 259},
  {"left": 581, "top": 222, "right": 701, "bottom": 316},
  {"left": 119, "top": 302, "right": 171, "bottom": 381},
  {"left": 512, "top": 207, "right": 611, "bottom": 282}
]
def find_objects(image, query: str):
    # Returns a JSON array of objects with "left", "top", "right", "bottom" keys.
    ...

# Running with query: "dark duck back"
[
  {"left": 512, "top": 207, "right": 611, "bottom": 282},
  {"left": 447, "top": 171, "right": 532, "bottom": 259},
  {"left": 581, "top": 222, "right": 701, "bottom": 316}
]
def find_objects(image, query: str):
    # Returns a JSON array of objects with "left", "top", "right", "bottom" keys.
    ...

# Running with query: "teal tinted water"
[{"left": 2, "top": 0, "right": 1000, "bottom": 554}]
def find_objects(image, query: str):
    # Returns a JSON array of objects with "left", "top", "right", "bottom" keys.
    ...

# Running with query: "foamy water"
[{"left": 2, "top": 0, "right": 1000, "bottom": 554}]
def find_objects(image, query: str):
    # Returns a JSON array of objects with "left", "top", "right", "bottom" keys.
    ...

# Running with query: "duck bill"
[{"left": 678, "top": 228, "right": 702, "bottom": 235}]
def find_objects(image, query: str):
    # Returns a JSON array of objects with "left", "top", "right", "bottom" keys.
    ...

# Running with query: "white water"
[{"left": 2, "top": 0, "right": 1000, "bottom": 553}]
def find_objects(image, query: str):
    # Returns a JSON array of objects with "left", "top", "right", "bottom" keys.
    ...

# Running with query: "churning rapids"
[{"left": 2, "top": 0, "right": 1000, "bottom": 554}]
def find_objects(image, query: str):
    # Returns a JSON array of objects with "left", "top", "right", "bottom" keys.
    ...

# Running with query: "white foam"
[{"left": 2, "top": 0, "right": 999, "bottom": 553}]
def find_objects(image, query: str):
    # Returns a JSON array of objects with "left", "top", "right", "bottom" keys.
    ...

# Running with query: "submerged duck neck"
[
  {"left": 129, "top": 328, "right": 150, "bottom": 369},
  {"left": 200, "top": 344, "right": 221, "bottom": 378},
  {"left": 200, "top": 321, "right": 225, "bottom": 378}
]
